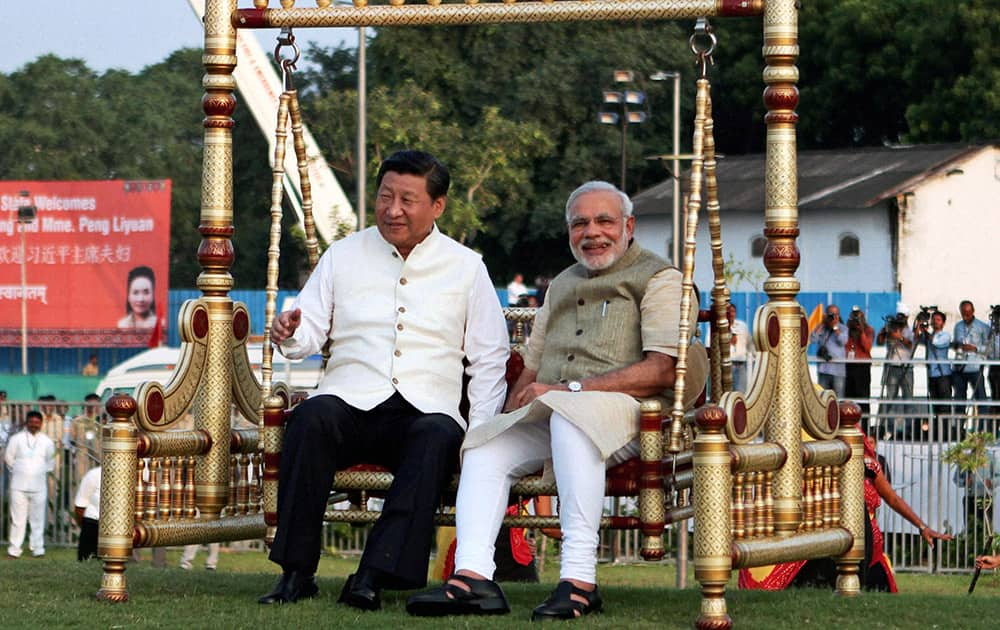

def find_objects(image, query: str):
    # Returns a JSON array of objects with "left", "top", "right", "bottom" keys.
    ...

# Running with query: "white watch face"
[{"left": 568, "top": 381, "right": 582, "bottom": 392}]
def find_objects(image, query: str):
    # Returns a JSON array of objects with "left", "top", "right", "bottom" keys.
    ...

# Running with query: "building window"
[
  {"left": 750, "top": 235, "right": 767, "bottom": 258},
  {"left": 839, "top": 233, "right": 860, "bottom": 257}
]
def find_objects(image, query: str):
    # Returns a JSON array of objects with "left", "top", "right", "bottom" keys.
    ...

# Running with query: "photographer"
[
  {"left": 988, "top": 304, "right": 1000, "bottom": 402},
  {"left": 810, "top": 305, "right": 848, "bottom": 396},
  {"left": 844, "top": 307, "right": 875, "bottom": 416},
  {"left": 915, "top": 309, "right": 952, "bottom": 437},
  {"left": 952, "top": 300, "right": 989, "bottom": 404},
  {"left": 877, "top": 304, "right": 915, "bottom": 437}
]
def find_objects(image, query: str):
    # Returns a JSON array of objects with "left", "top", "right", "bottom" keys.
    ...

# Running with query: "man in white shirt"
[
  {"left": 5, "top": 410, "right": 56, "bottom": 558},
  {"left": 74, "top": 465, "right": 101, "bottom": 561},
  {"left": 506, "top": 273, "right": 528, "bottom": 306},
  {"left": 258, "top": 151, "right": 509, "bottom": 609}
]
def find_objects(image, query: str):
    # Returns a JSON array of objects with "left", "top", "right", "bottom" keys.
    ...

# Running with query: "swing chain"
[
  {"left": 274, "top": 27, "right": 300, "bottom": 91},
  {"left": 690, "top": 17, "right": 717, "bottom": 79}
]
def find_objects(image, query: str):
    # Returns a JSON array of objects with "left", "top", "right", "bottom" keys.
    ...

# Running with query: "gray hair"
[{"left": 564, "top": 181, "right": 633, "bottom": 222}]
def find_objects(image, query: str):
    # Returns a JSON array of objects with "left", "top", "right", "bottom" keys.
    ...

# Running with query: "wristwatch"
[{"left": 567, "top": 380, "right": 583, "bottom": 392}]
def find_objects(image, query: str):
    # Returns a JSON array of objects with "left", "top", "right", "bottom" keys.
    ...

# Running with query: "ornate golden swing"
[{"left": 96, "top": 2, "right": 866, "bottom": 628}]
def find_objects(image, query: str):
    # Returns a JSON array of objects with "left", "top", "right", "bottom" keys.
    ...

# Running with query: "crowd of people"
[{"left": 809, "top": 300, "right": 1000, "bottom": 428}]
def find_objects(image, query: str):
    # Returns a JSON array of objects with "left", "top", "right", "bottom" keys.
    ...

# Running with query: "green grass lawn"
[{"left": 1, "top": 548, "right": 997, "bottom": 629}]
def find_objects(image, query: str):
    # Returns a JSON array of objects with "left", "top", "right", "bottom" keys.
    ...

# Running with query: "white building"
[{"left": 632, "top": 143, "right": 1000, "bottom": 324}]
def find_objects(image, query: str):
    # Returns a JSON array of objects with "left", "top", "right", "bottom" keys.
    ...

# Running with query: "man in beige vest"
[{"left": 408, "top": 180, "right": 706, "bottom": 620}]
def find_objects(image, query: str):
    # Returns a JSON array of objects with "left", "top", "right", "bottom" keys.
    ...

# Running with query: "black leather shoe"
[
  {"left": 338, "top": 571, "right": 382, "bottom": 611},
  {"left": 406, "top": 574, "right": 510, "bottom": 617},
  {"left": 257, "top": 571, "right": 319, "bottom": 605},
  {"left": 531, "top": 581, "right": 602, "bottom": 621}
]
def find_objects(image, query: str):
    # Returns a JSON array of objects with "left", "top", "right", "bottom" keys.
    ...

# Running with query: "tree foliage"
[{"left": 2, "top": 2, "right": 996, "bottom": 286}]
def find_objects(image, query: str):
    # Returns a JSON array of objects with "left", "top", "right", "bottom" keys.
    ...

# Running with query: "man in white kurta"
[
  {"left": 74, "top": 465, "right": 101, "bottom": 561},
  {"left": 259, "top": 151, "right": 509, "bottom": 609},
  {"left": 6, "top": 410, "right": 56, "bottom": 558},
  {"left": 408, "top": 181, "right": 706, "bottom": 620}
]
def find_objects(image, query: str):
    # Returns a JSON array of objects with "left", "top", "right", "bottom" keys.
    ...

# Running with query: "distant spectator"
[
  {"left": 0, "top": 390, "right": 11, "bottom": 448},
  {"left": 74, "top": 466, "right": 101, "bottom": 561},
  {"left": 952, "top": 300, "right": 989, "bottom": 404},
  {"left": 916, "top": 310, "right": 952, "bottom": 436},
  {"left": 506, "top": 273, "right": 528, "bottom": 306},
  {"left": 5, "top": 410, "right": 56, "bottom": 558},
  {"left": 38, "top": 394, "right": 65, "bottom": 447},
  {"left": 990, "top": 304, "right": 1000, "bottom": 401},
  {"left": 81, "top": 354, "right": 100, "bottom": 376},
  {"left": 810, "top": 304, "right": 848, "bottom": 397},
  {"left": 877, "top": 304, "right": 914, "bottom": 438},
  {"left": 727, "top": 303, "right": 753, "bottom": 392},
  {"left": 181, "top": 542, "right": 220, "bottom": 571},
  {"left": 534, "top": 275, "right": 551, "bottom": 306},
  {"left": 69, "top": 394, "right": 103, "bottom": 481},
  {"left": 844, "top": 307, "right": 875, "bottom": 417}
]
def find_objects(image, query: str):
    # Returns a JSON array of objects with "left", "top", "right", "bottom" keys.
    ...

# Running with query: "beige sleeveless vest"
[{"left": 537, "top": 242, "right": 670, "bottom": 389}]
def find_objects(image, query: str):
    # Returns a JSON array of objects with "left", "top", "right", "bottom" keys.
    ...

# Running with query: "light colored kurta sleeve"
[
  {"left": 4, "top": 435, "right": 15, "bottom": 469},
  {"left": 464, "top": 263, "right": 511, "bottom": 431},
  {"left": 522, "top": 298, "right": 551, "bottom": 372},
  {"left": 278, "top": 247, "right": 336, "bottom": 360},
  {"left": 640, "top": 267, "right": 694, "bottom": 356},
  {"left": 45, "top": 438, "right": 56, "bottom": 472}
]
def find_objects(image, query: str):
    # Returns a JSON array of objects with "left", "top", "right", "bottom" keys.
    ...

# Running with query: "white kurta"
[
  {"left": 5, "top": 429, "right": 55, "bottom": 557},
  {"left": 74, "top": 466, "right": 102, "bottom": 521},
  {"left": 279, "top": 225, "right": 509, "bottom": 430},
  {"left": 5, "top": 430, "right": 56, "bottom": 492}
]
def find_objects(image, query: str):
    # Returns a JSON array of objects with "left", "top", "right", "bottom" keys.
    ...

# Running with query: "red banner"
[{"left": 0, "top": 180, "right": 171, "bottom": 347}]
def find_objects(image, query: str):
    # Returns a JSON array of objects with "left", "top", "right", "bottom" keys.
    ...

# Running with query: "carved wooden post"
[
  {"left": 96, "top": 394, "right": 138, "bottom": 602},
  {"left": 836, "top": 401, "right": 865, "bottom": 596},
  {"left": 196, "top": 0, "right": 237, "bottom": 519},
  {"left": 694, "top": 405, "right": 732, "bottom": 630},
  {"left": 760, "top": 0, "right": 803, "bottom": 538}
]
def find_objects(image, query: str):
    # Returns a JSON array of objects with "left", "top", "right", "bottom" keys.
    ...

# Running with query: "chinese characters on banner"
[{"left": 0, "top": 180, "right": 171, "bottom": 347}]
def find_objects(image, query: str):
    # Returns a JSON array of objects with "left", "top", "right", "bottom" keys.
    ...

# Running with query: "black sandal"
[
  {"left": 406, "top": 574, "right": 510, "bottom": 617},
  {"left": 531, "top": 581, "right": 603, "bottom": 621}
]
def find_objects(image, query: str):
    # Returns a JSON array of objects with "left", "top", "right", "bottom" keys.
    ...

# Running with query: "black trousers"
[
  {"left": 268, "top": 392, "right": 463, "bottom": 589},
  {"left": 78, "top": 517, "right": 99, "bottom": 561},
  {"left": 844, "top": 363, "right": 871, "bottom": 417}
]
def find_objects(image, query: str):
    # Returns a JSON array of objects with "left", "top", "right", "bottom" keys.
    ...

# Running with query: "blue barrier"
[{"left": 1, "top": 289, "right": 900, "bottom": 374}]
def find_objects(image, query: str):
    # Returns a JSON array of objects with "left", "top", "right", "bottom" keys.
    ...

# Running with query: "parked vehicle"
[{"left": 96, "top": 345, "right": 322, "bottom": 402}]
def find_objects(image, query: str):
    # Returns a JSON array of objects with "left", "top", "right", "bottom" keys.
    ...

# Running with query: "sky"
[{"left": 3, "top": 1, "right": 356, "bottom": 74}]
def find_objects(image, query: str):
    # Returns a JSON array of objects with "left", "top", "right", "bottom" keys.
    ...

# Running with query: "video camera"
[
  {"left": 882, "top": 312, "right": 909, "bottom": 333},
  {"left": 914, "top": 304, "right": 937, "bottom": 331}
]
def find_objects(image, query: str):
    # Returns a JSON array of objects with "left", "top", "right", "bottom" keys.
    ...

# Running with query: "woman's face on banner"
[{"left": 128, "top": 276, "right": 154, "bottom": 317}]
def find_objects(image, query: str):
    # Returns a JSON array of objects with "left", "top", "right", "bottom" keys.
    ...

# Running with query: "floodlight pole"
[
  {"left": 619, "top": 114, "right": 629, "bottom": 191},
  {"left": 670, "top": 72, "right": 681, "bottom": 267},
  {"left": 357, "top": 25, "right": 367, "bottom": 230},
  {"left": 17, "top": 190, "right": 36, "bottom": 375}
]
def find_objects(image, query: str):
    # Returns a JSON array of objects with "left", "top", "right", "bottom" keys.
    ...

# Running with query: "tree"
[
  {"left": 302, "top": 76, "right": 553, "bottom": 254},
  {"left": 343, "top": 21, "right": 695, "bottom": 279}
]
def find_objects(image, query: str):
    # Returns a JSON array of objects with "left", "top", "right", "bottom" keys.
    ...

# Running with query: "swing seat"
[{"left": 297, "top": 306, "right": 710, "bottom": 560}]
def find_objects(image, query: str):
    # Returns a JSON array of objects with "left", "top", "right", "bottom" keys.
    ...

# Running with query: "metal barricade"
[{"left": 2, "top": 389, "right": 993, "bottom": 572}]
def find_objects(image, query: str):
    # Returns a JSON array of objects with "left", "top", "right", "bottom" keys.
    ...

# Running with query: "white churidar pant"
[
  {"left": 7, "top": 488, "right": 47, "bottom": 557},
  {"left": 454, "top": 411, "right": 637, "bottom": 584}
]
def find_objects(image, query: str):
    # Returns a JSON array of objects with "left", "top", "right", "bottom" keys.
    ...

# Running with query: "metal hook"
[
  {"left": 274, "top": 27, "right": 300, "bottom": 91},
  {"left": 689, "top": 18, "right": 717, "bottom": 78}
]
